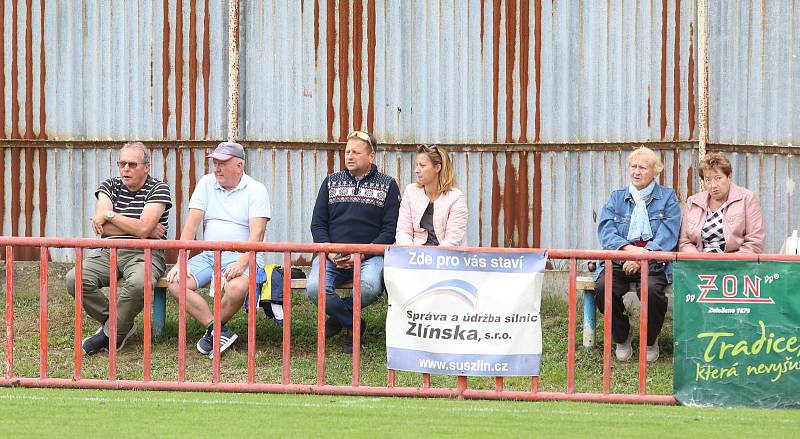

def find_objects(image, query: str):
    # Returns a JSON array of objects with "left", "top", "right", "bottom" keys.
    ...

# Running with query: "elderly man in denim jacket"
[{"left": 594, "top": 147, "right": 681, "bottom": 363}]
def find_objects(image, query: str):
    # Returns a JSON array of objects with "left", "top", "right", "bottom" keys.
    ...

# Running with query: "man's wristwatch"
[{"left": 106, "top": 211, "right": 116, "bottom": 221}]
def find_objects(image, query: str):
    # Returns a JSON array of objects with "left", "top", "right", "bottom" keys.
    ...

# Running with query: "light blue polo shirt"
[{"left": 189, "top": 173, "right": 271, "bottom": 257}]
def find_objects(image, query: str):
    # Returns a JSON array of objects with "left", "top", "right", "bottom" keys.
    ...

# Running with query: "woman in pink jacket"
[
  {"left": 679, "top": 152, "right": 765, "bottom": 253},
  {"left": 396, "top": 145, "right": 468, "bottom": 246}
]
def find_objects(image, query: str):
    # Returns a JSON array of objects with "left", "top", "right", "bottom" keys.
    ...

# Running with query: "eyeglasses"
[
  {"left": 117, "top": 161, "right": 146, "bottom": 169},
  {"left": 348, "top": 130, "right": 375, "bottom": 150},
  {"left": 703, "top": 175, "right": 727, "bottom": 185}
]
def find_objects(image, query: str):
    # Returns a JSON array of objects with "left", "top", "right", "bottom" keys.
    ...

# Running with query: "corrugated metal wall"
[
  {"left": 0, "top": 0, "right": 228, "bottom": 140},
  {"left": 709, "top": 1, "right": 800, "bottom": 145},
  {"left": 242, "top": 0, "right": 698, "bottom": 143},
  {"left": 0, "top": 1, "right": 798, "bottom": 262}
]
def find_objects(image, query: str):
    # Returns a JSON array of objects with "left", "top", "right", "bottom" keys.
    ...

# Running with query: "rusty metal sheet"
[{"left": 240, "top": 0, "right": 698, "bottom": 144}]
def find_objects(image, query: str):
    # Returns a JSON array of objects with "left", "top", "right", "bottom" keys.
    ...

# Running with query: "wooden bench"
[{"left": 151, "top": 277, "right": 351, "bottom": 337}]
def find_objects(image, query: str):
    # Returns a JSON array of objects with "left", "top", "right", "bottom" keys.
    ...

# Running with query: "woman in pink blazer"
[
  {"left": 679, "top": 152, "right": 765, "bottom": 253},
  {"left": 395, "top": 145, "right": 468, "bottom": 246}
]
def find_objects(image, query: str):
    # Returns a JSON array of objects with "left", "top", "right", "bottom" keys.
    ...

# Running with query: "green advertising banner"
[{"left": 673, "top": 260, "right": 800, "bottom": 408}]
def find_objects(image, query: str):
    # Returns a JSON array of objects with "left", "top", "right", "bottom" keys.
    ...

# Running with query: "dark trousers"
[{"left": 594, "top": 263, "right": 668, "bottom": 346}]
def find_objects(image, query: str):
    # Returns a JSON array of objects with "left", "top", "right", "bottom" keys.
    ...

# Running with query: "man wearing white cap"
[{"left": 165, "top": 141, "right": 271, "bottom": 357}]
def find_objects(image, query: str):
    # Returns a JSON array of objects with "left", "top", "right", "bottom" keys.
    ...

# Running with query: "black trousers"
[{"left": 594, "top": 263, "right": 669, "bottom": 346}]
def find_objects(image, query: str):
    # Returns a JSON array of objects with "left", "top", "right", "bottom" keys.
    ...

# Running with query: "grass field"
[
  {"left": 1, "top": 387, "right": 798, "bottom": 438},
  {"left": 2, "top": 267, "right": 799, "bottom": 437}
]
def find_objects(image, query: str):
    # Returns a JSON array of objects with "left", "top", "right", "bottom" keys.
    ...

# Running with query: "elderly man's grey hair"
[{"left": 121, "top": 141, "right": 150, "bottom": 165}]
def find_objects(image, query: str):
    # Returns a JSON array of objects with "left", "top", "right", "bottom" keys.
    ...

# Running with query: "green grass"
[
  {"left": 1, "top": 272, "right": 674, "bottom": 395},
  {"left": 0, "top": 387, "right": 797, "bottom": 438}
]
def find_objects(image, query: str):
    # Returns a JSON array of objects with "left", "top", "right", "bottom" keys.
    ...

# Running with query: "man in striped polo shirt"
[{"left": 66, "top": 142, "right": 172, "bottom": 355}]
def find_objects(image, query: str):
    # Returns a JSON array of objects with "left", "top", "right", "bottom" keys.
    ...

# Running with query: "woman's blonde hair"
[
  {"left": 628, "top": 146, "right": 664, "bottom": 173},
  {"left": 417, "top": 144, "right": 456, "bottom": 194}
]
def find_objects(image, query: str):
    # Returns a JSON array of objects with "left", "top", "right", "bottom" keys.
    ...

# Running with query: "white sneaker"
[
  {"left": 646, "top": 342, "right": 660, "bottom": 362},
  {"left": 615, "top": 331, "right": 633, "bottom": 362}
]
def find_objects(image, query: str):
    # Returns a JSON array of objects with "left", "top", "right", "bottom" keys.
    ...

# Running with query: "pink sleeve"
[
  {"left": 395, "top": 186, "right": 414, "bottom": 245},
  {"left": 678, "top": 208, "right": 700, "bottom": 253},
  {"left": 739, "top": 191, "right": 765, "bottom": 253},
  {"left": 440, "top": 192, "right": 468, "bottom": 246}
]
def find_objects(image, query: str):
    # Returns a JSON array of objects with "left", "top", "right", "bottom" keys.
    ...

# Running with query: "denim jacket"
[{"left": 594, "top": 183, "right": 682, "bottom": 282}]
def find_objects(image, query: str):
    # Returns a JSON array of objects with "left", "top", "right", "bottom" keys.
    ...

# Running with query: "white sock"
[{"left": 270, "top": 302, "right": 284, "bottom": 320}]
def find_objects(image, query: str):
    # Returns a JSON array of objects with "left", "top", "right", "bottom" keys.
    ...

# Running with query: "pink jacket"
[
  {"left": 395, "top": 184, "right": 468, "bottom": 246},
  {"left": 678, "top": 183, "right": 765, "bottom": 253}
]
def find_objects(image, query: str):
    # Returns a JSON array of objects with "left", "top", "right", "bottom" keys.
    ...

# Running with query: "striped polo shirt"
[{"left": 96, "top": 176, "right": 173, "bottom": 239}]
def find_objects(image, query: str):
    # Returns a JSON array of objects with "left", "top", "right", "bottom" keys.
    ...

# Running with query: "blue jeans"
[{"left": 305, "top": 255, "right": 385, "bottom": 329}]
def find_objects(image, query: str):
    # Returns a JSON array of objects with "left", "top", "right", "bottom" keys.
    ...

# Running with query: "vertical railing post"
[
  {"left": 143, "top": 248, "right": 153, "bottom": 382},
  {"left": 281, "top": 251, "right": 292, "bottom": 385},
  {"left": 351, "top": 253, "right": 362, "bottom": 386},
  {"left": 602, "top": 259, "right": 613, "bottom": 394},
  {"left": 639, "top": 258, "right": 650, "bottom": 395},
  {"left": 247, "top": 252, "right": 257, "bottom": 384},
  {"left": 178, "top": 249, "right": 187, "bottom": 382},
  {"left": 5, "top": 246, "right": 14, "bottom": 379},
  {"left": 39, "top": 246, "right": 48, "bottom": 379},
  {"left": 212, "top": 250, "right": 222, "bottom": 383},
  {"left": 108, "top": 248, "right": 118, "bottom": 380},
  {"left": 316, "top": 251, "right": 327, "bottom": 386},
  {"left": 73, "top": 247, "right": 83, "bottom": 380},
  {"left": 567, "top": 258, "right": 577, "bottom": 393}
]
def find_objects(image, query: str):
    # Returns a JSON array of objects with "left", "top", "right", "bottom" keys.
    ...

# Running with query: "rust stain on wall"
[
  {"left": 314, "top": 0, "right": 320, "bottom": 65},
  {"left": 491, "top": 0, "right": 501, "bottom": 143},
  {"left": 23, "top": 0, "right": 34, "bottom": 139},
  {"left": 518, "top": 152, "right": 530, "bottom": 247},
  {"left": 11, "top": 0, "right": 21, "bottom": 139},
  {"left": 162, "top": 0, "right": 171, "bottom": 138},
  {"left": 10, "top": 148, "right": 21, "bottom": 235},
  {"left": 533, "top": 0, "right": 541, "bottom": 143},
  {"left": 672, "top": 0, "right": 681, "bottom": 141},
  {"left": 37, "top": 0, "right": 46, "bottom": 139},
  {"left": 325, "top": 0, "right": 336, "bottom": 141},
  {"left": 686, "top": 164, "right": 694, "bottom": 195},
  {"left": 0, "top": 150, "right": 4, "bottom": 233},
  {"left": 337, "top": 0, "right": 350, "bottom": 141},
  {"left": 480, "top": 0, "right": 485, "bottom": 53},
  {"left": 189, "top": 0, "right": 198, "bottom": 140},
  {"left": 24, "top": 148, "right": 34, "bottom": 237},
  {"left": 531, "top": 151, "right": 541, "bottom": 247},
  {"left": 352, "top": 0, "right": 363, "bottom": 130},
  {"left": 658, "top": 150, "right": 666, "bottom": 186},
  {"left": 659, "top": 0, "right": 667, "bottom": 140},
  {"left": 174, "top": 150, "right": 184, "bottom": 239},
  {"left": 503, "top": 152, "right": 517, "bottom": 244},
  {"left": 367, "top": 0, "right": 376, "bottom": 133},
  {"left": 0, "top": 0, "right": 3, "bottom": 137},
  {"left": 687, "top": 21, "right": 696, "bottom": 140},
  {"left": 672, "top": 148, "right": 680, "bottom": 197},
  {"left": 203, "top": 0, "right": 210, "bottom": 139},
  {"left": 37, "top": 148, "right": 46, "bottom": 238},
  {"left": 504, "top": 0, "right": 517, "bottom": 143},
  {"left": 490, "top": 152, "right": 500, "bottom": 246},
  {"left": 518, "top": 0, "right": 530, "bottom": 143},
  {"left": 327, "top": 149, "right": 335, "bottom": 174},
  {"left": 175, "top": 0, "right": 184, "bottom": 139},
  {"left": 647, "top": 91, "right": 651, "bottom": 128}
]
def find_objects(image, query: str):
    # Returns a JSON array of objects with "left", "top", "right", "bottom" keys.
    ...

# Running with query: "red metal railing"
[{"left": 4, "top": 236, "right": 798, "bottom": 403}]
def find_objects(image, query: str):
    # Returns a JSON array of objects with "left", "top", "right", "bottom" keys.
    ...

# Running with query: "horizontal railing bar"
[
  {"left": 3, "top": 236, "right": 799, "bottom": 263},
  {"left": 0, "top": 378, "right": 677, "bottom": 405}
]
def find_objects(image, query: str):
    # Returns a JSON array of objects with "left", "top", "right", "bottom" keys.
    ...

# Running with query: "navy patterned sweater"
[{"left": 310, "top": 164, "right": 401, "bottom": 245}]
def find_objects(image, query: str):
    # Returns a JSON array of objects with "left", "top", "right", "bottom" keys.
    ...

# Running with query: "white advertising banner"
[{"left": 384, "top": 247, "right": 546, "bottom": 376}]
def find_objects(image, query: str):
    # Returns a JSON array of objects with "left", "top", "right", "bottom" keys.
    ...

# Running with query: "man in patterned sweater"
[
  {"left": 66, "top": 142, "right": 172, "bottom": 355},
  {"left": 307, "top": 130, "right": 400, "bottom": 354}
]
